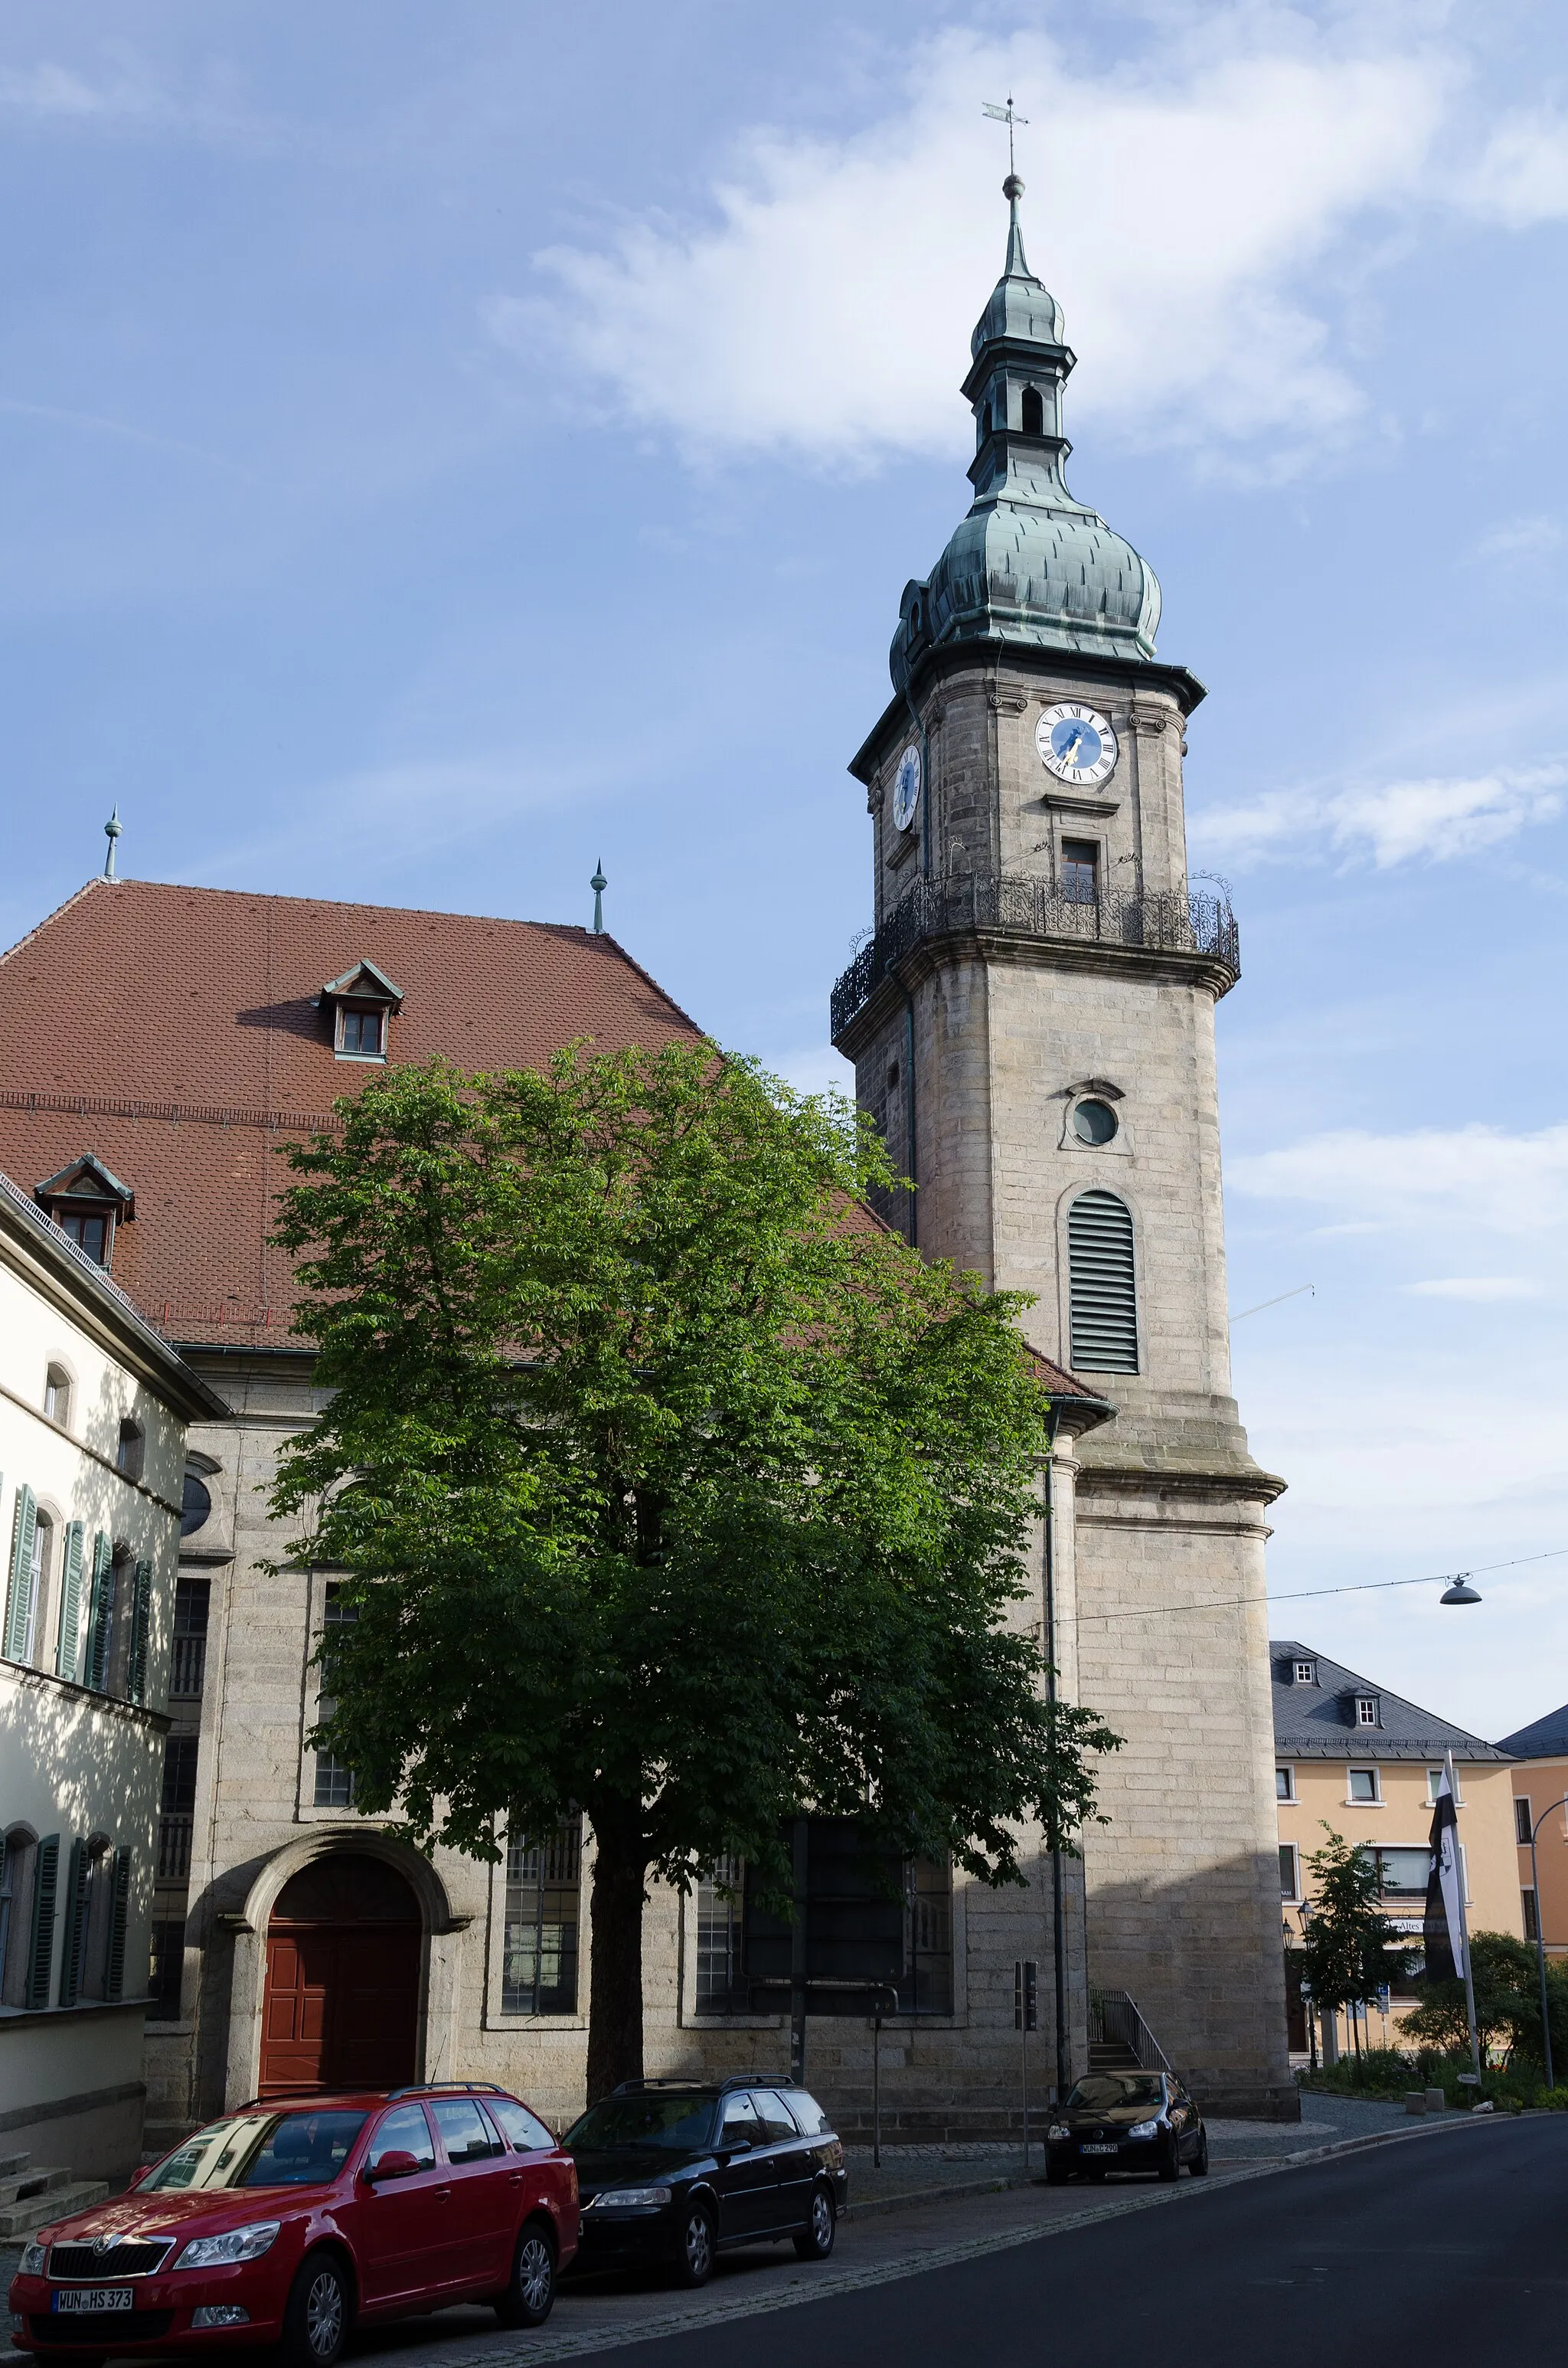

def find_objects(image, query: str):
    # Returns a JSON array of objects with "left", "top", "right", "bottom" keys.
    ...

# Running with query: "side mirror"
[
  {"left": 125, "top": 2165, "right": 149, "bottom": 2191},
  {"left": 363, "top": 2150, "right": 420, "bottom": 2183}
]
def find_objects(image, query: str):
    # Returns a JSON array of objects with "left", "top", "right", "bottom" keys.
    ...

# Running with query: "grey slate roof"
[
  {"left": 1270, "top": 1640, "right": 1511, "bottom": 1764},
  {"left": 1495, "top": 1704, "right": 1568, "bottom": 1760}
]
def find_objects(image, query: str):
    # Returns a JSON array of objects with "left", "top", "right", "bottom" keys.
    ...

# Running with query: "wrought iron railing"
[
  {"left": 830, "top": 874, "right": 1240, "bottom": 1039},
  {"left": 1089, "top": 1985, "right": 1174, "bottom": 2077}
]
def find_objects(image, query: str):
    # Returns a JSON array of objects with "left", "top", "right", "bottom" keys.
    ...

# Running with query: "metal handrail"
[
  {"left": 1088, "top": 1985, "right": 1174, "bottom": 2078},
  {"left": 831, "top": 875, "right": 1240, "bottom": 1039}
]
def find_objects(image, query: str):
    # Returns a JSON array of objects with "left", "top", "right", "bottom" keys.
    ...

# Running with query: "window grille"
[
  {"left": 1524, "top": 1888, "right": 1540, "bottom": 1942},
  {"left": 170, "top": 1578, "right": 210, "bottom": 1699},
  {"left": 1067, "top": 1190, "right": 1138, "bottom": 1372},
  {"left": 900, "top": 1856, "right": 954, "bottom": 2015},
  {"left": 695, "top": 1858, "right": 744, "bottom": 2012},
  {"left": 158, "top": 1735, "right": 199, "bottom": 1880},
  {"left": 313, "top": 1584, "right": 357, "bottom": 1808},
  {"left": 501, "top": 1818, "right": 581, "bottom": 2016}
]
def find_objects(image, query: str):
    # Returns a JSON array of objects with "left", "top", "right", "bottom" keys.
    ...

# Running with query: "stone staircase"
[
  {"left": 1088, "top": 2038, "right": 1142, "bottom": 2072},
  {"left": 0, "top": 2150, "right": 109, "bottom": 2239}
]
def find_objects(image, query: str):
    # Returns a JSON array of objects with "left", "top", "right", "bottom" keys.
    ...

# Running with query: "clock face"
[
  {"left": 1037, "top": 702, "right": 1118, "bottom": 787},
  {"left": 892, "top": 741, "right": 922, "bottom": 832}
]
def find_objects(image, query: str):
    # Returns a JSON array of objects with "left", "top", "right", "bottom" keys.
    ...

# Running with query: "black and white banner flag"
[{"left": 1423, "top": 1766, "right": 1467, "bottom": 1983}]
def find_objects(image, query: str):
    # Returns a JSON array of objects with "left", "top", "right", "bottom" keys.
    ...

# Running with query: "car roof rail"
[
  {"left": 607, "top": 2073, "right": 791, "bottom": 2098},
  {"left": 384, "top": 2082, "right": 507, "bottom": 2101}
]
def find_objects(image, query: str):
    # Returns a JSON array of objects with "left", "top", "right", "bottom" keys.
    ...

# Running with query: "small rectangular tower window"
[
  {"left": 1060, "top": 839, "right": 1099, "bottom": 903},
  {"left": 1515, "top": 1797, "right": 1533, "bottom": 1846}
]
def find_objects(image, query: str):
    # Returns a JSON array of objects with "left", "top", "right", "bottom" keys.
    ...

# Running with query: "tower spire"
[
  {"left": 103, "top": 808, "right": 122, "bottom": 881},
  {"left": 982, "top": 96, "right": 1033, "bottom": 280}
]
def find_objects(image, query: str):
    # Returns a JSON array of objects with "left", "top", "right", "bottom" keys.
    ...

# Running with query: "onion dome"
[{"left": 892, "top": 176, "right": 1161, "bottom": 693}]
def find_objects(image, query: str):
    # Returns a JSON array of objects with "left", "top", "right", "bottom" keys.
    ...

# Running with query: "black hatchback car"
[
  {"left": 564, "top": 2079, "right": 848, "bottom": 2287},
  {"left": 1045, "top": 2070, "right": 1208, "bottom": 2182}
]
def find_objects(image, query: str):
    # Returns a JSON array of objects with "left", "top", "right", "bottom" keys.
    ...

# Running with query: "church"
[{"left": 0, "top": 180, "right": 1293, "bottom": 2149}]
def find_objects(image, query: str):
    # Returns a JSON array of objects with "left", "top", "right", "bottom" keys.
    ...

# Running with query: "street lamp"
[
  {"left": 1527, "top": 1797, "right": 1568, "bottom": 2091},
  {"left": 1439, "top": 1574, "right": 1482, "bottom": 1604}
]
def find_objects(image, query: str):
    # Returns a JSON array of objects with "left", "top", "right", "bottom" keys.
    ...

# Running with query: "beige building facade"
[
  {"left": 0, "top": 1167, "right": 224, "bottom": 2182},
  {"left": 1496, "top": 1702, "right": 1568, "bottom": 1961}
]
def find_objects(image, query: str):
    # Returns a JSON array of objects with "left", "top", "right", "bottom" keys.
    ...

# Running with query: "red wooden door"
[{"left": 260, "top": 1925, "right": 420, "bottom": 2095}]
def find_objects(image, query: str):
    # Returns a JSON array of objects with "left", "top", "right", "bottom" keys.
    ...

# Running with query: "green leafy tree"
[
  {"left": 270, "top": 1043, "right": 1121, "bottom": 2099},
  {"left": 1403, "top": 1930, "right": 1568, "bottom": 2062},
  {"left": 1301, "top": 1823, "right": 1419, "bottom": 2059}
]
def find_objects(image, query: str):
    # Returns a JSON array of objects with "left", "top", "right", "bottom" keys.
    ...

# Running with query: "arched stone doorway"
[{"left": 260, "top": 1853, "right": 422, "bottom": 2096}]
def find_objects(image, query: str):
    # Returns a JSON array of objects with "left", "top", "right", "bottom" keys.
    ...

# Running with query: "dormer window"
[
  {"left": 1354, "top": 1693, "right": 1380, "bottom": 1728},
  {"left": 318, "top": 960, "right": 403, "bottom": 1064},
  {"left": 34, "top": 1156, "right": 135, "bottom": 1269},
  {"left": 1292, "top": 1660, "right": 1316, "bottom": 1686}
]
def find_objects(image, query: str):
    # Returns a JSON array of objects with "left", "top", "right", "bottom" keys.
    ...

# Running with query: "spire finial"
[
  {"left": 103, "top": 807, "right": 122, "bottom": 881},
  {"left": 982, "top": 97, "right": 1031, "bottom": 275},
  {"left": 590, "top": 859, "right": 607, "bottom": 935}
]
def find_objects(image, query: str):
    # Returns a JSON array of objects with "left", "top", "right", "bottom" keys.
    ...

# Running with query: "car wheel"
[
  {"left": 494, "top": 2221, "right": 557, "bottom": 2328},
  {"left": 671, "top": 2200, "right": 717, "bottom": 2288},
  {"left": 1157, "top": 2134, "right": 1181, "bottom": 2183},
  {"left": 1045, "top": 2159, "right": 1070, "bottom": 2185},
  {"left": 281, "top": 2251, "right": 350, "bottom": 2368},
  {"left": 1188, "top": 2133, "right": 1210, "bottom": 2178},
  {"left": 792, "top": 2183, "right": 836, "bottom": 2260}
]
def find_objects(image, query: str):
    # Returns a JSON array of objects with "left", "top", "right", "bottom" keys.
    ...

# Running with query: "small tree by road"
[
  {"left": 1300, "top": 1823, "right": 1419, "bottom": 2059},
  {"left": 270, "top": 1043, "right": 1121, "bottom": 2099}
]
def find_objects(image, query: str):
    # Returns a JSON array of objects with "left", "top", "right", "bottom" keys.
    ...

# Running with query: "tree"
[
  {"left": 270, "top": 1042, "right": 1121, "bottom": 2099},
  {"left": 1403, "top": 1931, "right": 1568, "bottom": 2063},
  {"left": 1300, "top": 1824, "right": 1419, "bottom": 2059}
]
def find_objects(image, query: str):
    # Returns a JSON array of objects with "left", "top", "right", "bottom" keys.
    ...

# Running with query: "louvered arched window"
[{"left": 1067, "top": 1189, "right": 1138, "bottom": 1372}]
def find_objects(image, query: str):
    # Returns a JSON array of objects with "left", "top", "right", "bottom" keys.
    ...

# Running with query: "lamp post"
[{"left": 1527, "top": 1797, "right": 1568, "bottom": 2092}]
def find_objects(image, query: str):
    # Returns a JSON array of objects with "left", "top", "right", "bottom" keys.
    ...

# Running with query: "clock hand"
[{"left": 1058, "top": 727, "right": 1084, "bottom": 764}]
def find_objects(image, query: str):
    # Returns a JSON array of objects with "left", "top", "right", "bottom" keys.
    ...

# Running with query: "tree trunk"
[{"left": 585, "top": 1801, "right": 648, "bottom": 2105}]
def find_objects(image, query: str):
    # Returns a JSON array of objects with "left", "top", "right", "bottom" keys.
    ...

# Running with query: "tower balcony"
[{"left": 829, "top": 872, "right": 1240, "bottom": 1045}]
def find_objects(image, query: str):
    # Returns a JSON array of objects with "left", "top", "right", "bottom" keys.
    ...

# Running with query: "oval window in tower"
[
  {"left": 1067, "top": 1189, "right": 1138, "bottom": 1373},
  {"left": 1071, "top": 1097, "right": 1118, "bottom": 1146}
]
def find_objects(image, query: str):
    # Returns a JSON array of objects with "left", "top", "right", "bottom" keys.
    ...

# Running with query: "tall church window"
[
  {"left": 313, "top": 1584, "right": 358, "bottom": 1808},
  {"left": 695, "top": 1857, "right": 745, "bottom": 2012},
  {"left": 1021, "top": 386, "right": 1044, "bottom": 435},
  {"left": 1067, "top": 1190, "right": 1139, "bottom": 1372},
  {"left": 501, "top": 1818, "right": 582, "bottom": 2015}
]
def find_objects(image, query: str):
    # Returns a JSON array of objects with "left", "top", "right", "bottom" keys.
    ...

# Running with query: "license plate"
[
  {"left": 53, "top": 2290, "right": 133, "bottom": 2313},
  {"left": 1081, "top": 2143, "right": 1118, "bottom": 2155}
]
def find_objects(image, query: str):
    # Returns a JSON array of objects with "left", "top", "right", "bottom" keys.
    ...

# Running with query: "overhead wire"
[{"left": 1075, "top": 1544, "right": 1568, "bottom": 1625}]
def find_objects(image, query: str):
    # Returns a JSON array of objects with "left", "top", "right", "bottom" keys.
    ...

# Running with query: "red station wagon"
[{"left": 8, "top": 2083, "right": 578, "bottom": 2368}]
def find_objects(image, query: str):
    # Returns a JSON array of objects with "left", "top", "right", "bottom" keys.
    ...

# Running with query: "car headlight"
[
  {"left": 19, "top": 2244, "right": 46, "bottom": 2276},
  {"left": 1126, "top": 2118, "right": 1162, "bottom": 2141},
  {"left": 1047, "top": 2126, "right": 1071, "bottom": 2142},
  {"left": 174, "top": 2222, "right": 282, "bottom": 2269},
  {"left": 593, "top": 2186, "right": 671, "bottom": 2209}
]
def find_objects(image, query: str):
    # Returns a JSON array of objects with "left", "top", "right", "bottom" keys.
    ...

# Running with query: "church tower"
[{"left": 831, "top": 176, "right": 1294, "bottom": 2113}]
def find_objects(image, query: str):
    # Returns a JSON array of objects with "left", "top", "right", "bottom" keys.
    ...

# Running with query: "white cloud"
[
  {"left": 1460, "top": 108, "right": 1568, "bottom": 227},
  {"left": 1230, "top": 1122, "right": 1568, "bottom": 1236},
  {"left": 1194, "top": 761, "right": 1566, "bottom": 870},
  {"left": 1402, "top": 1277, "right": 1540, "bottom": 1301},
  {"left": 497, "top": 28, "right": 1455, "bottom": 475},
  {"left": 1476, "top": 515, "right": 1563, "bottom": 561}
]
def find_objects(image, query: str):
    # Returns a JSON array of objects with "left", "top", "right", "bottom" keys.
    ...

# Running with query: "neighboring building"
[
  {"left": 828, "top": 176, "right": 1292, "bottom": 2113},
  {"left": 1495, "top": 1702, "right": 1568, "bottom": 1958},
  {"left": 1272, "top": 1641, "right": 1521, "bottom": 2056},
  {"left": 0, "top": 1167, "right": 225, "bottom": 2183}
]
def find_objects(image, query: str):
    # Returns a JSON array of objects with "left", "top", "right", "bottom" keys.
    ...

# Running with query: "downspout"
[{"left": 1041, "top": 1403, "right": 1070, "bottom": 2101}]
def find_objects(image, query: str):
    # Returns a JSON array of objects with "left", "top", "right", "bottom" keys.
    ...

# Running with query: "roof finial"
[
  {"left": 590, "top": 859, "right": 607, "bottom": 935},
  {"left": 982, "top": 97, "right": 1031, "bottom": 274},
  {"left": 103, "top": 808, "right": 122, "bottom": 881}
]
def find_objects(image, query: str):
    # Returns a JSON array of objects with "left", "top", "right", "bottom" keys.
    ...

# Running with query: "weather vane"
[{"left": 982, "top": 95, "right": 1028, "bottom": 180}]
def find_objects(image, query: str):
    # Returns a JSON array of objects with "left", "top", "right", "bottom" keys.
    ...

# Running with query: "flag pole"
[{"left": 1446, "top": 1750, "right": 1481, "bottom": 2079}]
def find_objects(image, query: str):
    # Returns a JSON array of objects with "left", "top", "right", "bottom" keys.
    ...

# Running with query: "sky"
[{"left": 2, "top": 0, "right": 1566, "bottom": 1742}]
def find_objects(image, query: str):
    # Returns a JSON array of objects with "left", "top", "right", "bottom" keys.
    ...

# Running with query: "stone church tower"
[{"left": 831, "top": 179, "right": 1294, "bottom": 2112}]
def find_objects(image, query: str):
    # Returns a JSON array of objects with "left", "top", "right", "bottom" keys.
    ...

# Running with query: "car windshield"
[
  {"left": 565, "top": 2094, "right": 718, "bottom": 2152},
  {"left": 142, "top": 2111, "right": 369, "bottom": 2191},
  {"left": 1066, "top": 2075, "right": 1165, "bottom": 2112}
]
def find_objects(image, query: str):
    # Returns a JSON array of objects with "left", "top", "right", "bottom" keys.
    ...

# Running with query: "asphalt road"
[{"left": 590, "top": 2116, "right": 1566, "bottom": 2368}]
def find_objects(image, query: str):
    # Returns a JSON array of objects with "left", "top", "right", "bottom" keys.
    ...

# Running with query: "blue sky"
[{"left": 2, "top": 0, "right": 1566, "bottom": 1739}]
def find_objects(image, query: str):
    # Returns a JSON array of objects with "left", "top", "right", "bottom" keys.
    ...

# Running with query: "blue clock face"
[
  {"left": 1037, "top": 702, "right": 1118, "bottom": 787},
  {"left": 892, "top": 742, "right": 922, "bottom": 832}
]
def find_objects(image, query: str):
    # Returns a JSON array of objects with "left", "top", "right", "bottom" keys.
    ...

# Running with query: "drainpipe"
[{"left": 1041, "top": 1405, "right": 1070, "bottom": 2101}]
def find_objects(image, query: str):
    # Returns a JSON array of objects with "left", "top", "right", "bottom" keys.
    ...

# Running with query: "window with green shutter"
[
  {"left": 56, "top": 1522, "right": 84, "bottom": 1683},
  {"left": 5, "top": 1483, "right": 37, "bottom": 1663},
  {"left": 58, "top": 1839, "right": 91, "bottom": 2008},
  {"left": 105, "top": 1850, "right": 132, "bottom": 2000},
  {"left": 126, "top": 1561, "right": 153, "bottom": 1705},
  {"left": 24, "top": 1835, "right": 59, "bottom": 2010},
  {"left": 85, "top": 1534, "right": 115, "bottom": 1691}
]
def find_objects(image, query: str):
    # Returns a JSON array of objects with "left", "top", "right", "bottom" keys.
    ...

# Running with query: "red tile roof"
[{"left": 0, "top": 878, "right": 702, "bottom": 1342}]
